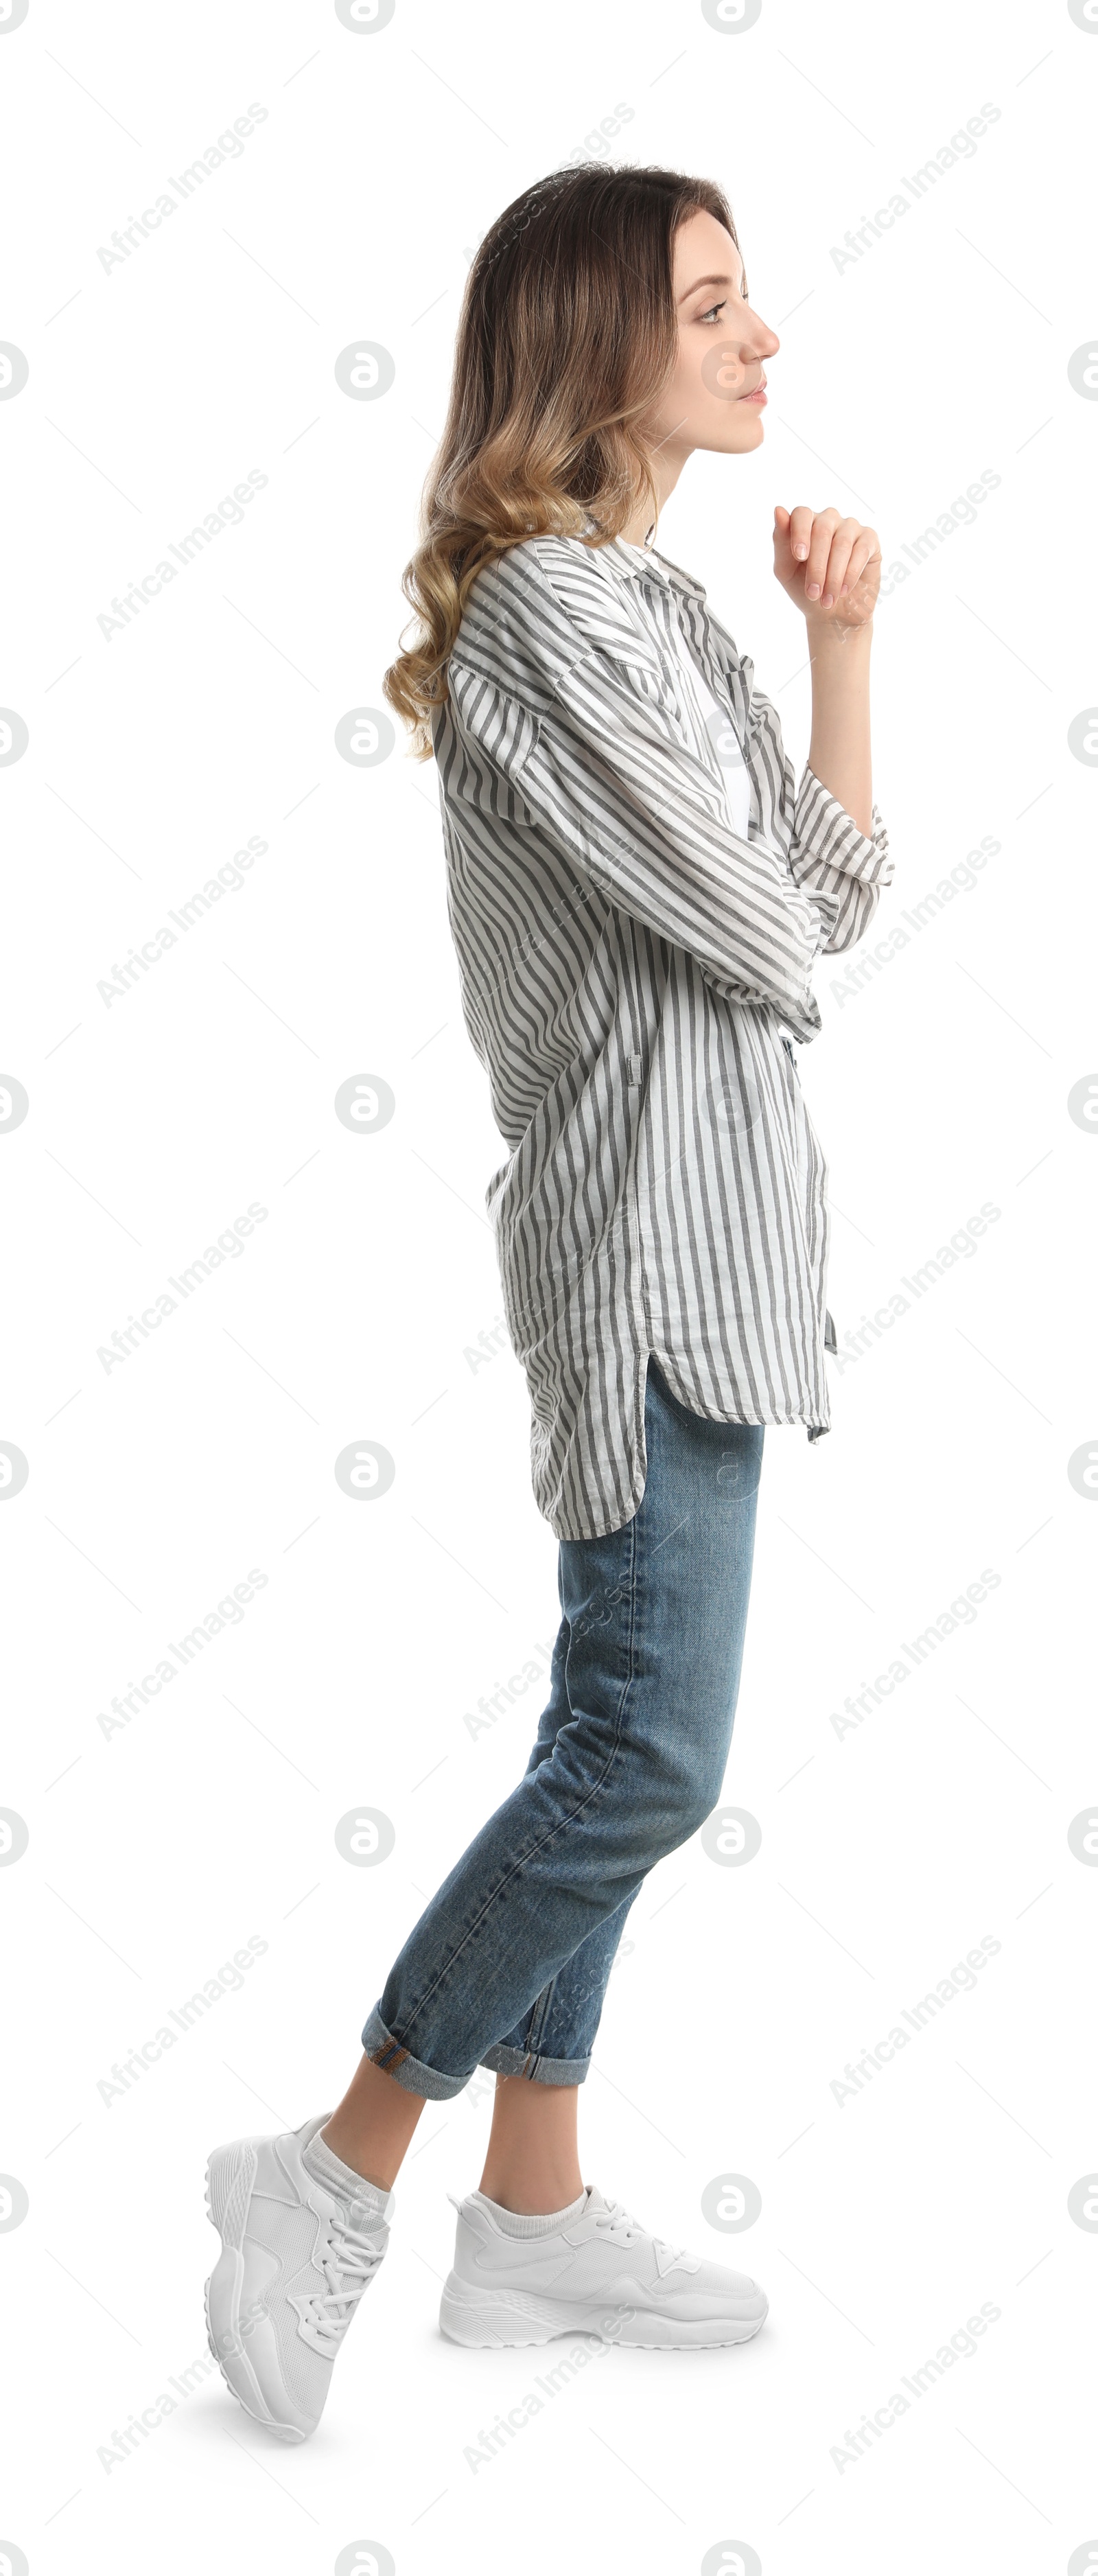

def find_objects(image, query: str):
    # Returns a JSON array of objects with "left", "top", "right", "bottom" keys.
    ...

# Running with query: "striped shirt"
[{"left": 433, "top": 531, "right": 893, "bottom": 1540}]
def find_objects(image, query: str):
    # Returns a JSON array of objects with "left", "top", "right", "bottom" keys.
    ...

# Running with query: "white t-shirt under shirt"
[{"left": 618, "top": 539, "right": 751, "bottom": 838}]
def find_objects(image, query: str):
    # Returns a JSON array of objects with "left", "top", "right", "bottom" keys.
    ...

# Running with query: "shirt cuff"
[{"left": 792, "top": 763, "right": 893, "bottom": 887}]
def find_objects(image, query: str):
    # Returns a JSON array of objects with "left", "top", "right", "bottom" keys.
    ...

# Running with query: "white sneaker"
[
  {"left": 439, "top": 2184, "right": 767, "bottom": 2349},
  {"left": 205, "top": 2113, "right": 392, "bottom": 2441}
]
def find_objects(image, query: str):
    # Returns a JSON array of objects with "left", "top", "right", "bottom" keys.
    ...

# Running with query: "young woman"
[{"left": 205, "top": 163, "right": 891, "bottom": 2441}]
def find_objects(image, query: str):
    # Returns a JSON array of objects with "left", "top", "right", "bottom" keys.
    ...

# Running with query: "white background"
[{"left": 1, "top": 2, "right": 1094, "bottom": 2571}]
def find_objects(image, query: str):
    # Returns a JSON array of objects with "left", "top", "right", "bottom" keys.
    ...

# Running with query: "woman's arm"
[
  {"left": 775, "top": 503, "right": 879, "bottom": 839},
  {"left": 447, "top": 545, "right": 840, "bottom": 1030},
  {"left": 806, "top": 620, "right": 874, "bottom": 839}
]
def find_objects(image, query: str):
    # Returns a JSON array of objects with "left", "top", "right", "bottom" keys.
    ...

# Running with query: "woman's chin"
[{"left": 703, "top": 416, "right": 766, "bottom": 456}]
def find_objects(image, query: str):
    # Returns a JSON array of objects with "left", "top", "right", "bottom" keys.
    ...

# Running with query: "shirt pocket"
[
  {"left": 619, "top": 656, "right": 670, "bottom": 717},
  {"left": 584, "top": 624, "right": 686, "bottom": 745}
]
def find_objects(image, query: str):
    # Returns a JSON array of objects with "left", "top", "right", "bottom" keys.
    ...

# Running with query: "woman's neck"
[{"left": 619, "top": 447, "right": 686, "bottom": 548}]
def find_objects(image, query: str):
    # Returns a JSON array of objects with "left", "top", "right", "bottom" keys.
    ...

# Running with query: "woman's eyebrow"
[{"left": 677, "top": 269, "right": 743, "bottom": 303}]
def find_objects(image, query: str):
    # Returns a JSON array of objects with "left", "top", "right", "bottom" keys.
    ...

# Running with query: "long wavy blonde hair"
[{"left": 383, "top": 163, "right": 739, "bottom": 758}]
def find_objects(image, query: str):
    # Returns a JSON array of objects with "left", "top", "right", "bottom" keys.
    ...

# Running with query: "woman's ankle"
[
  {"left": 319, "top": 2120, "right": 400, "bottom": 2192},
  {"left": 476, "top": 2169, "right": 584, "bottom": 2216},
  {"left": 320, "top": 2052, "right": 426, "bottom": 2190}
]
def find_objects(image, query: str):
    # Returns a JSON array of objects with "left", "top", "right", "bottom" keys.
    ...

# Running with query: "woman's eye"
[{"left": 700, "top": 300, "right": 726, "bottom": 325}]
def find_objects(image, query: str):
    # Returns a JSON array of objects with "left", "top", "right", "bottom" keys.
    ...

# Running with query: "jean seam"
[
  {"left": 523, "top": 1977, "right": 557, "bottom": 2058},
  {"left": 393, "top": 1513, "right": 640, "bottom": 2043}
]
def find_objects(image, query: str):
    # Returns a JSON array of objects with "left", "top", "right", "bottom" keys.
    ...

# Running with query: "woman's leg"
[
  {"left": 478, "top": 2073, "right": 582, "bottom": 2213},
  {"left": 204, "top": 1360, "right": 766, "bottom": 2437},
  {"left": 321, "top": 1358, "right": 763, "bottom": 2190},
  {"left": 319, "top": 2058, "right": 583, "bottom": 2209},
  {"left": 323, "top": 2053, "right": 424, "bottom": 2188},
  {"left": 322, "top": 2062, "right": 582, "bottom": 2213},
  {"left": 320, "top": 1610, "right": 579, "bottom": 2187},
  {"left": 480, "top": 1366, "right": 762, "bottom": 2092}
]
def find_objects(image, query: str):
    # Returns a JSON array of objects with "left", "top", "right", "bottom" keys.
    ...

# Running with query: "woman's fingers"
[
  {"left": 801, "top": 509, "right": 844, "bottom": 600},
  {"left": 839, "top": 536, "right": 878, "bottom": 597},
  {"left": 786, "top": 502, "right": 817, "bottom": 566},
  {"left": 802, "top": 510, "right": 842, "bottom": 599},
  {"left": 775, "top": 508, "right": 881, "bottom": 620},
  {"left": 819, "top": 531, "right": 859, "bottom": 605}
]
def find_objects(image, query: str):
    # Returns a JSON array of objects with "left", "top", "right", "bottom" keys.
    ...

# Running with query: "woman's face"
[{"left": 642, "top": 206, "right": 780, "bottom": 467}]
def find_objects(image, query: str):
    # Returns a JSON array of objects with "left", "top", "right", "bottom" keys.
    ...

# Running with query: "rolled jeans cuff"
[
  {"left": 360, "top": 2004, "right": 471, "bottom": 2101},
  {"left": 480, "top": 2041, "right": 591, "bottom": 2087}
]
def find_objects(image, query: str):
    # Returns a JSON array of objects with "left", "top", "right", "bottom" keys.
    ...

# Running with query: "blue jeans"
[{"left": 361, "top": 1357, "right": 763, "bottom": 2096}]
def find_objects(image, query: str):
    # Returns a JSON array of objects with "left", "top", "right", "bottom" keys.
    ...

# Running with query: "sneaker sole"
[
  {"left": 204, "top": 2141, "right": 308, "bottom": 2443},
  {"left": 439, "top": 2270, "right": 768, "bottom": 2350}
]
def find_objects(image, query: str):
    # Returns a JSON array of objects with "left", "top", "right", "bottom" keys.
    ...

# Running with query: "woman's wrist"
[{"left": 805, "top": 612, "right": 874, "bottom": 655}]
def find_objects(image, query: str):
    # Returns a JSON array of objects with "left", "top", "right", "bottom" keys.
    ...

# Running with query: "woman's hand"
[{"left": 773, "top": 504, "right": 880, "bottom": 634}]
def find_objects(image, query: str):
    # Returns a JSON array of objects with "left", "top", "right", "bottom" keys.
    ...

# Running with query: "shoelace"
[
  {"left": 592, "top": 2196, "right": 688, "bottom": 2266},
  {"left": 309, "top": 2208, "right": 386, "bottom": 2352}
]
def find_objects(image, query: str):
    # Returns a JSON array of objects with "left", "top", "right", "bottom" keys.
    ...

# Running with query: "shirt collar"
[
  {"left": 581, "top": 522, "right": 708, "bottom": 602},
  {"left": 570, "top": 518, "right": 758, "bottom": 740}
]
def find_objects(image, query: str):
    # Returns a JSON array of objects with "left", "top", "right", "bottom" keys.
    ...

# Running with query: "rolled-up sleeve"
[
  {"left": 744, "top": 662, "right": 893, "bottom": 955},
  {"left": 788, "top": 763, "right": 893, "bottom": 953}
]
